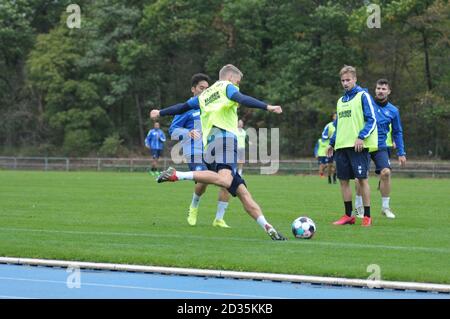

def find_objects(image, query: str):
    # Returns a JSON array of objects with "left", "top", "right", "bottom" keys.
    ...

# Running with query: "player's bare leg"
[
  {"left": 157, "top": 167, "right": 286, "bottom": 240},
  {"left": 235, "top": 183, "right": 286, "bottom": 240},
  {"left": 150, "top": 158, "right": 159, "bottom": 175},
  {"left": 327, "top": 163, "right": 336, "bottom": 184},
  {"left": 358, "top": 178, "right": 372, "bottom": 226},
  {"left": 319, "top": 163, "right": 325, "bottom": 178},
  {"left": 330, "top": 164, "right": 337, "bottom": 183},
  {"left": 354, "top": 179, "right": 364, "bottom": 218},
  {"left": 340, "top": 179, "right": 352, "bottom": 203},
  {"left": 236, "top": 184, "right": 262, "bottom": 220},
  {"left": 380, "top": 168, "right": 395, "bottom": 218},
  {"left": 194, "top": 169, "right": 232, "bottom": 188},
  {"left": 157, "top": 167, "right": 231, "bottom": 188},
  {"left": 333, "top": 179, "right": 356, "bottom": 225},
  {"left": 195, "top": 182, "right": 208, "bottom": 196}
]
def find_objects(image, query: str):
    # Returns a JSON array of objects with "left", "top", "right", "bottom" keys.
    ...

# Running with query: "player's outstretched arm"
[
  {"left": 150, "top": 102, "right": 194, "bottom": 120},
  {"left": 267, "top": 105, "right": 282, "bottom": 114},
  {"left": 231, "top": 92, "right": 282, "bottom": 113},
  {"left": 227, "top": 86, "right": 281, "bottom": 113}
]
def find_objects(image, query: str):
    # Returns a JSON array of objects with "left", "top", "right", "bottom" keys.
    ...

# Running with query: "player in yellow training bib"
[
  {"left": 327, "top": 65, "right": 378, "bottom": 227},
  {"left": 150, "top": 64, "right": 286, "bottom": 240}
]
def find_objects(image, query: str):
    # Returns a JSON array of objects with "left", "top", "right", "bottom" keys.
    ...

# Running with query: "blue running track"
[{"left": 0, "top": 264, "right": 448, "bottom": 299}]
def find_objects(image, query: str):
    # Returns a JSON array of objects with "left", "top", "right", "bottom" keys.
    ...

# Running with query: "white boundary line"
[
  {"left": 0, "top": 257, "right": 449, "bottom": 293},
  {"left": 0, "top": 276, "right": 284, "bottom": 299}
]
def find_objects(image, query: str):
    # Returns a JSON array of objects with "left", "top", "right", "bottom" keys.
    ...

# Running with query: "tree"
[{"left": 2, "top": 0, "right": 449, "bottom": 158}]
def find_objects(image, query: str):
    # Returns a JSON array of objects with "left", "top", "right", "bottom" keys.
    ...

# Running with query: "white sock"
[
  {"left": 190, "top": 193, "right": 201, "bottom": 209},
  {"left": 382, "top": 197, "right": 390, "bottom": 209},
  {"left": 256, "top": 215, "right": 271, "bottom": 231},
  {"left": 215, "top": 201, "right": 229, "bottom": 220},
  {"left": 355, "top": 195, "right": 363, "bottom": 208},
  {"left": 176, "top": 171, "right": 194, "bottom": 180}
]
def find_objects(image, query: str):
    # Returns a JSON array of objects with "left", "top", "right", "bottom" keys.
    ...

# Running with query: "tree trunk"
[
  {"left": 391, "top": 40, "right": 399, "bottom": 89},
  {"left": 422, "top": 30, "right": 433, "bottom": 91},
  {"left": 135, "top": 94, "right": 145, "bottom": 146}
]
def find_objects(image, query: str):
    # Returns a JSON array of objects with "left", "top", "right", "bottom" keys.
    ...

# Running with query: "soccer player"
[
  {"left": 150, "top": 64, "right": 286, "bottom": 240},
  {"left": 327, "top": 65, "right": 378, "bottom": 227},
  {"left": 169, "top": 73, "right": 231, "bottom": 228},
  {"left": 320, "top": 112, "right": 337, "bottom": 184},
  {"left": 237, "top": 119, "right": 247, "bottom": 176},
  {"left": 315, "top": 137, "right": 329, "bottom": 178},
  {"left": 354, "top": 79, "right": 406, "bottom": 219},
  {"left": 145, "top": 122, "right": 166, "bottom": 175}
]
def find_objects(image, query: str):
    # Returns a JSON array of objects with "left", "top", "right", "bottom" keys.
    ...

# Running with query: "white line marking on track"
[
  {"left": 0, "top": 276, "right": 287, "bottom": 299},
  {"left": 2, "top": 257, "right": 449, "bottom": 293},
  {"left": 0, "top": 295, "right": 37, "bottom": 299}
]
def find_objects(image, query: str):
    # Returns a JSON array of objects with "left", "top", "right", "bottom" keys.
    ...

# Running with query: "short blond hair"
[
  {"left": 219, "top": 64, "right": 243, "bottom": 80},
  {"left": 340, "top": 65, "right": 357, "bottom": 78}
]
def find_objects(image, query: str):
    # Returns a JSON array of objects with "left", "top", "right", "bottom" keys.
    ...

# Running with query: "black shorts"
[{"left": 335, "top": 148, "right": 370, "bottom": 180}]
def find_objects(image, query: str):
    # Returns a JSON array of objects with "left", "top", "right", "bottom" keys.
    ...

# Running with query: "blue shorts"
[
  {"left": 318, "top": 156, "right": 328, "bottom": 165},
  {"left": 370, "top": 148, "right": 391, "bottom": 174},
  {"left": 335, "top": 148, "right": 370, "bottom": 180},
  {"left": 187, "top": 162, "right": 208, "bottom": 171},
  {"left": 185, "top": 153, "right": 207, "bottom": 171},
  {"left": 151, "top": 149, "right": 162, "bottom": 159},
  {"left": 203, "top": 127, "right": 238, "bottom": 174},
  {"left": 387, "top": 147, "right": 392, "bottom": 158}
]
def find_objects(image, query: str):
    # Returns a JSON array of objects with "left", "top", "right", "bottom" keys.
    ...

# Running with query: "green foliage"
[
  {"left": 406, "top": 91, "right": 450, "bottom": 158},
  {"left": 62, "top": 129, "right": 93, "bottom": 156},
  {"left": 0, "top": 1, "right": 38, "bottom": 149},
  {"left": 48, "top": 106, "right": 112, "bottom": 148},
  {"left": 99, "top": 133, "right": 127, "bottom": 157},
  {"left": 1, "top": 0, "right": 449, "bottom": 158},
  {"left": 0, "top": 1, "right": 34, "bottom": 63}
]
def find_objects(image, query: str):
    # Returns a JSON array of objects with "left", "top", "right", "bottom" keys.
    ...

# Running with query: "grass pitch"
[{"left": 0, "top": 170, "right": 449, "bottom": 284}]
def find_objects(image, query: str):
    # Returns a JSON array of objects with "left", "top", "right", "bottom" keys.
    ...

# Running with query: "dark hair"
[
  {"left": 191, "top": 73, "right": 210, "bottom": 88},
  {"left": 376, "top": 78, "right": 390, "bottom": 88}
]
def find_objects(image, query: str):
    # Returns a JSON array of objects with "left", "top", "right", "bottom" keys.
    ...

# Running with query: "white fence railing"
[{"left": 1, "top": 156, "right": 450, "bottom": 177}]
